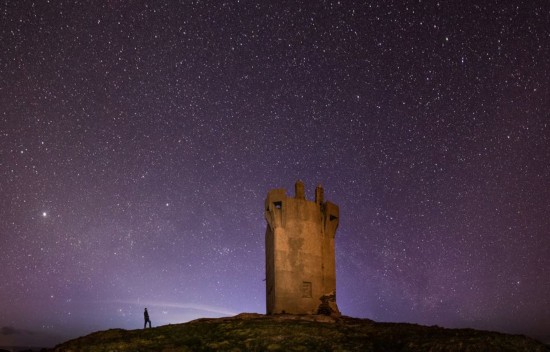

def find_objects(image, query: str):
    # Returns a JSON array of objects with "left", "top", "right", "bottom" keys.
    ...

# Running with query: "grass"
[{"left": 50, "top": 314, "right": 549, "bottom": 352}]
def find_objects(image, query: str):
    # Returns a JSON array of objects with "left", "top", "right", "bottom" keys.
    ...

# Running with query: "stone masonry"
[{"left": 265, "top": 181, "right": 340, "bottom": 316}]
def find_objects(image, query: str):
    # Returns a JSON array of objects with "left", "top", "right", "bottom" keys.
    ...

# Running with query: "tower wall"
[{"left": 265, "top": 181, "right": 340, "bottom": 315}]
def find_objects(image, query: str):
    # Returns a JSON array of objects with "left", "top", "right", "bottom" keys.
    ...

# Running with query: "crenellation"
[
  {"left": 295, "top": 180, "right": 305, "bottom": 199},
  {"left": 315, "top": 184, "right": 324, "bottom": 204}
]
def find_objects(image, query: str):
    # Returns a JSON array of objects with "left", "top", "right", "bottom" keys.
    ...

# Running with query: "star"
[{"left": 1, "top": 0, "right": 548, "bottom": 348}]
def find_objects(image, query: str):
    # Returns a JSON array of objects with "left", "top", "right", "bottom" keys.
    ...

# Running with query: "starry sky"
[{"left": 1, "top": 0, "right": 549, "bottom": 348}]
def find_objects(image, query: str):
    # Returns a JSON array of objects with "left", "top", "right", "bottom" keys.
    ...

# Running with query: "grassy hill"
[{"left": 49, "top": 313, "right": 548, "bottom": 352}]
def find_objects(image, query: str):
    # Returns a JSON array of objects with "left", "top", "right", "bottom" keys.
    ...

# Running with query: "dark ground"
[{"left": 49, "top": 313, "right": 549, "bottom": 352}]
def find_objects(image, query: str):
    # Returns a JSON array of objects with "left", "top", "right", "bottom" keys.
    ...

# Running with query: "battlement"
[{"left": 265, "top": 181, "right": 340, "bottom": 316}]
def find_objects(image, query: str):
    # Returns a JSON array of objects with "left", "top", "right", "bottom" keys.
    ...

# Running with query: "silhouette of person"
[{"left": 144, "top": 308, "right": 152, "bottom": 328}]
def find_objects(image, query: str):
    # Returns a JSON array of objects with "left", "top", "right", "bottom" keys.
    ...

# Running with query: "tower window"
[
  {"left": 274, "top": 201, "right": 282, "bottom": 209},
  {"left": 302, "top": 281, "right": 312, "bottom": 298}
]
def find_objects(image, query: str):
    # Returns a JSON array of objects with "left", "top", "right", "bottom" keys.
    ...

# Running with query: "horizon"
[{"left": 1, "top": 311, "right": 549, "bottom": 349}]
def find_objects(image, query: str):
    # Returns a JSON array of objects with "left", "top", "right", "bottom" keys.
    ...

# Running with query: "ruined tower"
[{"left": 264, "top": 181, "right": 340, "bottom": 315}]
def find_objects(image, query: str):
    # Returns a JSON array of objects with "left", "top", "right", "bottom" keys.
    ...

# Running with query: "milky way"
[{"left": 1, "top": 1, "right": 549, "bottom": 347}]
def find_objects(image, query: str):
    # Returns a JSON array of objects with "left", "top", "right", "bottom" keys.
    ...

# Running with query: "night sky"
[{"left": 1, "top": 0, "right": 549, "bottom": 347}]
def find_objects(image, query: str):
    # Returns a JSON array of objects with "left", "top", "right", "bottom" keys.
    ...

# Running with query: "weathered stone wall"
[{"left": 265, "top": 181, "right": 340, "bottom": 315}]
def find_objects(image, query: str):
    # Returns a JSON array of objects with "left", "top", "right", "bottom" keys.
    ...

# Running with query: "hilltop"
[{"left": 49, "top": 313, "right": 548, "bottom": 352}]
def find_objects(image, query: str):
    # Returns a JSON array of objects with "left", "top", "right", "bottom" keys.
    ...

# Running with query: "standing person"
[{"left": 144, "top": 308, "right": 152, "bottom": 328}]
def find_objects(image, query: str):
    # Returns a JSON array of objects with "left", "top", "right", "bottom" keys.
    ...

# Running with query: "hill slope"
[{"left": 50, "top": 313, "right": 548, "bottom": 352}]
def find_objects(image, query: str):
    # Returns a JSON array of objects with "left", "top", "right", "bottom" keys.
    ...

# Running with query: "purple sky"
[{"left": 1, "top": 0, "right": 549, "bottom": 347}]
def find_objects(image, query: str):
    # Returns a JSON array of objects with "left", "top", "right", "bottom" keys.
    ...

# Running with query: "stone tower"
[{"left": 264, "top": 181, "right": 340, "bottom": 316}]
